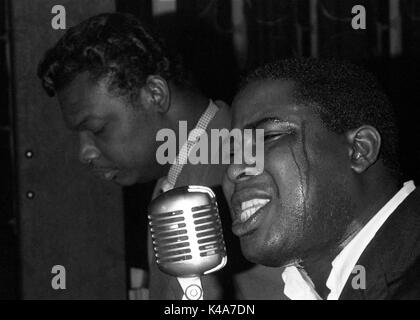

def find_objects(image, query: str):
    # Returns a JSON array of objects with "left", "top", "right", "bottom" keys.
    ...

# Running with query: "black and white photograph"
[{"left": 1, "top": 0, "right": 420, "bottom": 305}]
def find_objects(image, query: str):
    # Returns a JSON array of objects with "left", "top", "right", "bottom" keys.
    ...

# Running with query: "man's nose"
[
  {"left": 227, "top": 129, "right": 264, "bottom": 183},
  {"left": 79, "top": 132, "right": 100, "bottom": 164},
  {"left": 226, "top": 163, "right": 261, "bottom": 183}
]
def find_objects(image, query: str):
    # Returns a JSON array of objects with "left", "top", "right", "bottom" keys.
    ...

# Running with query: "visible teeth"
[
  {"left": 239, "top": 199, "right": 270, "bottom": 222},
  {"left": 104, "top": 171, "right": 115, "bottom": 180},
  {"left": 241, "top": 199, "right": 270, "bottom": 210}
]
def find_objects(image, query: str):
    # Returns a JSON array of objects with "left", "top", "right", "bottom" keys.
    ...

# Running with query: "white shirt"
[
  {"left": 282, "top": 180, "right": 416, "bottom": 300},
  {"left": 326, "top": 180, "right": 416, "bottom": 299}
]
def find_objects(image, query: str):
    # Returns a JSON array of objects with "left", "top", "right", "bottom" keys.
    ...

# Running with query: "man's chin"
[
  {"left": 117, "top": 171, "right": 162, "bottom": 186},
  {"left": 240, "top": 238, "right": 294, "bottom": 267},
  {"left": 112, "top": 172, "right": 140, "bottom": 186},
  {"left": 239, "top": 240, "right": 268, "bottom": 265}
]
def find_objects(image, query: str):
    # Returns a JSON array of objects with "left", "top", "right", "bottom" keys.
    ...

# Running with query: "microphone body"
[{"left": 148, "top": 186, "right": 227, "bottom": 298}]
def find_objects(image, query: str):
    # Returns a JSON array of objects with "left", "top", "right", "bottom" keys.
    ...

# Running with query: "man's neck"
[
  {"left": 302, "top": 175, "right": 401, "bottom": 298},
  {"left": 169, "top": 85, "right": 209, "bottom": 132},
  {"left": 301, "top": 251, "right": 335, "bottom": 299}
]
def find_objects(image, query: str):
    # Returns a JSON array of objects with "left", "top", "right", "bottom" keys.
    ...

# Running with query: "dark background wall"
[
  {"left": 0, "top": 0, "right": 18, "bottom": 299},
  {"left": 2, "top": 0, "right": 126, "bottom": 300},
  {"left": 0, "top": 0, "right": 419, "bottom": 299}
]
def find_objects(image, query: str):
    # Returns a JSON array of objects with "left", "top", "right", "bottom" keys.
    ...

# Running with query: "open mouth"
[
  {"left": 240, "top": 198, "right": 271, "bottom": 223},
  {"left": 103, "top": 170, "right": 118, "bottom": 181},
  {"left": 231, "top": 196, "right": 271, "bottom": 237}
]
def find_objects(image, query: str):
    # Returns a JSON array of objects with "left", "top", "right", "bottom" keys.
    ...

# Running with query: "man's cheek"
[
  {"left": 222, "top": 177, "right": 233, "bottom": 199},
  {"left": 102, "top": 146, "right": 133, "bottom": 168},
  {"left": 266, "top": 154, "right": 295, "bottom": 186}
]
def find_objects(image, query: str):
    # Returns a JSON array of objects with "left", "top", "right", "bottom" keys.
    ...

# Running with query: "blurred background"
[{"left": 1, "top": 0, "right": 419, "bottom": 299}]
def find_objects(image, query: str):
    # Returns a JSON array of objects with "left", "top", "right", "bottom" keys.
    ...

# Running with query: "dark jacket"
[{"left": 340, "top": 187, "right": 420, "bottom": 299}]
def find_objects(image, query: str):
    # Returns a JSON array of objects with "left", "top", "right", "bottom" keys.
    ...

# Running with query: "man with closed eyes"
[{"left": 223, "top": 58, "right": 420, "bottom": 300}]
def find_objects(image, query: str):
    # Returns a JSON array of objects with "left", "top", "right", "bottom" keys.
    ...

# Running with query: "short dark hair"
[
  {"left": 241, "top": 58, "right": 401, "bottom": 178},
  {"left": 38, "top": 13, "right": 191, "bottom": 100}
]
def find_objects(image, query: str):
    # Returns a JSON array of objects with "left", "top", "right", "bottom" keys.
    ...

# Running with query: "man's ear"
[
  {"left": 141, "top": 75, "right": 170, "bottom": 113},
  {"left": 346, "top": 125, "right": 381, "bottom": 174}
]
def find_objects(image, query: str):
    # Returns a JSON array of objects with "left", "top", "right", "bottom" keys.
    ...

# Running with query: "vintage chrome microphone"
[{"left": 148, "top": 185, "right": 227, "bottom": 300}]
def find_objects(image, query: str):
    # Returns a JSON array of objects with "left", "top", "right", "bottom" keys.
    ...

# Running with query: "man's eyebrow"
[
  {"left": 71, "top": 115, "right": 93, "bottom": 131},
  {"left": 244, "top": 117, "right": 291, "bottom": 129}
]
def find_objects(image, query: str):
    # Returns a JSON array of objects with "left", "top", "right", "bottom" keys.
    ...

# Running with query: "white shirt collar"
[{"left": 326, "top": 180, "right": 416, "bottom": 300}]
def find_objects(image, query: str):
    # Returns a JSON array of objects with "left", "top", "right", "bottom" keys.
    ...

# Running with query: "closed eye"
[
  {"left": 92, "top": 125, "right": 106, "bottom": 136},
  {"left": 264, "top": 132, "right": 287, "bottom": 143}
]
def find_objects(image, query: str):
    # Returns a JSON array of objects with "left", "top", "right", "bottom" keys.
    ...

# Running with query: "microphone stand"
[{"left": 177, "top": 277, "right": 203, "bottom": 300}]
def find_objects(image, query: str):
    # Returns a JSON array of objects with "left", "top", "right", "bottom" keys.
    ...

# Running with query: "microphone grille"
[
  {"left": 148, "top": 186, "right": 227, "bottom": 277},
  {"left": 191, "top": 202, "right": 225, "bottom": 258}
]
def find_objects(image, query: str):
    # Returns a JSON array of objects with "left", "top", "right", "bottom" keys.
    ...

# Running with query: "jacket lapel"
[{"left": 339, "top": 188, "right": 420, "bottom": 299}]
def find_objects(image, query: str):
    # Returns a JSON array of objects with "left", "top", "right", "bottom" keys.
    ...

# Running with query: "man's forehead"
[
  {"left": 232, "top": 79, "right": 303, "bottom": 127},
  {"left": 236, "top": 78, "right": 296, "bottom": 101},
  {"left": 58, "top": 73, "right": 111, "bottom": 116}
]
